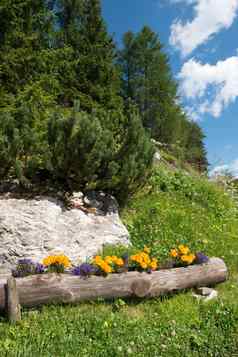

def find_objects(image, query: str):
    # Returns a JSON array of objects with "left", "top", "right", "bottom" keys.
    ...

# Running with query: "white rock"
[
  {"left": 0, "top": 194, "right": 130, "bottom": 268},
  {"left": 153, "top": 151, "right": 161, "bottom": 165},
  {"left": 192, "top": 288, "right": 218, "bottom": 302}
]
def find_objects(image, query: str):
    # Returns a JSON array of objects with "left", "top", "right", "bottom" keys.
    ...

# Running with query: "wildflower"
[
  {"left": 181, "top": 254, "right": 195, "bottom": 265},
  {"left": 170, "top": 249, "right": 178, "bottom": 258},
  {"left": 115, "top": 258, "right": 124, "bottom": 266},
  {"left": 12, "top": 259, "right": 44, "bottom": 278},
  {"left": 93, "top": 256, "right": 113, "bottom": 274},
  {"left": 43, "top": 254, "right": 71, "bottom": 268},
  {"left": 35, "top": 263, "right": 45, "bottom": 274},
  {"left": 105, "top": 256, "right": 113, "bottom": 264},
  {"left": 73, "top": 263, "right": 96, "bottom": 278},
  {"left": 178, "top": 245, "right": 190, "bottom": 255},
  {"left": 195, "top": 252, "right": 209, "bottom": 264},
  {"left": 141, "top": 262, "right": 148, "bottom": 269},
  {"left": 43, "top": 255, "right": 71, "bottom": 273},
  {"left": 150, "top": 258, "right": 158, "bottom": 271}
]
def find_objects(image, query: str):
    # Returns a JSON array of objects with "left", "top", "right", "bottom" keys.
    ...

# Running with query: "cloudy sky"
[{"left": 102, "top": 0, "right": 238, "bottom": 175}]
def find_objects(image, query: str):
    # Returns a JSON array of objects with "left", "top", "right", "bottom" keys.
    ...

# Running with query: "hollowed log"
[{"left": 0, "top": 258, "right": 227, "bottom": 310}]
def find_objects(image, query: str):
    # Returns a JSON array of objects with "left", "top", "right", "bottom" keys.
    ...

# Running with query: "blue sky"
[{"left": 102, "top": 0, "right": 238, "bottom": 175}]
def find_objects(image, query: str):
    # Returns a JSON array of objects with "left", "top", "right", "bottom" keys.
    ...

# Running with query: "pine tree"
[
  {"left": 118, "top": 26, "right": 208, "bottom": 172},
  {"left": 0, "top": 0, "right": 57, "bottom": 181},
  {"left": 47, "top": 102, "right": 154, "bottom": 201},
  {"left": 56, "top": 0, "right": 121, "bottom": 110},
  {"left": 118, "top": 26, "right": 179, "bottom": 141},
  {"left": 184, "top": 121, "right": 208, "bottom": 172}
]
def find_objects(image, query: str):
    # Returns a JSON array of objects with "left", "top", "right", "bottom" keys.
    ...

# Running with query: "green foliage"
[
  {"left": 55, "top": 0, "right": 121, "bottom": 110},
  {"left": 0, "top": 164, "right": 238, "bottom": 356},
  {"left": 123, "top": 166, "right": 238, "bottom": 268},
  {"left": 0, "top": 84, "right": 55, "bottom": 182},
  {"left": 0, "top": 0, "right": 154, "bottom": 200},
  {"left": 47, "top": 103, "right": 154, "bottom": 201},
  {"left": 118, "top": 26, "right": 208, "bottom": 172}
]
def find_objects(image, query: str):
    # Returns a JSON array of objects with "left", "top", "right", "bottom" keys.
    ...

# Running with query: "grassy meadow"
[{"left": 0, "top": 164, "right": 238, "bottom": 356}]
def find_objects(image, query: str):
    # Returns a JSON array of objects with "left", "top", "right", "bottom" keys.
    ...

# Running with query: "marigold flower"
[
  {"left": 181, "top": 254, "right": 195, "bottom": 265},
  {"left": 170, "top": 249, "right": 178, "bottom": 258},
  {"left": 105, "top": 256, "right": 113, "bottom": 264},
  {"left": 115, "top": 258, "right": 124, "bottom": 266},
  {"left": 150, "top": 261, "right": 158, "bottom": 271},
  {"left": 178, "top": 245, "right": 190, "bottom": 255},
  {"left": 43, "top": 255, "right": 71, "bottom": 268},
  {"left": 141, "top": 262, "right": 148, "bottom": 269}
]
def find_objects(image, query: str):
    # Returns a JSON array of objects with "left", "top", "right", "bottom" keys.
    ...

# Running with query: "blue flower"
[
  {"left": 35, "top": 263, "right": 45, "bottom": 274},
  {"left": 72, "top": 263, "right": 96, "bottom": 277},
  {"left": 12, "top": 259, "right": 45, "bottom": 277},
  {"left": 195, "top": 252, "right": 209, "bottom": 264}
]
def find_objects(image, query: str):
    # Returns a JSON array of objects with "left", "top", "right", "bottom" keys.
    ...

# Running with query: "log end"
[{"left": 6, "top": 277, "right": 21, "bottom": 323}]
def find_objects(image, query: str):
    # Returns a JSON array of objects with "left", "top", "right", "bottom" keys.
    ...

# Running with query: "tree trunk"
[{"left": 0, "top": 258, "right": 227, "bottom": 310}]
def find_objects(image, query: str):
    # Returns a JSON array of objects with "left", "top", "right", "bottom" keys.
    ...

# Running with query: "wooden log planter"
[{"left": 0, "top": 257, "right": 228, "bottom": 322}]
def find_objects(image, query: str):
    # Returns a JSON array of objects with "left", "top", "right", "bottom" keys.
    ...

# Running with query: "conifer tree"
[
  {"left": 47, "top": 102, "right": 154, "bottom": 201},
  {"left": 118, "top": 26, "right": 179, "bottom": 140},
  {"left": 118, "top": 26, "right": 208, "bottom": 172},
  {"left": 56, "top": 0, "right": 121, "bottom": 110}
]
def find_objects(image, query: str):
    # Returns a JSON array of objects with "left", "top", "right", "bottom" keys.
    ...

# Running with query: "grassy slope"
[{"left": 0, "top": 165, "right": 238, "bottom": 356}]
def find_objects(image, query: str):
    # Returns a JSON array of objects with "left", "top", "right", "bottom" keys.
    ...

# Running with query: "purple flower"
[
  {"left": 72, "top": 263, "right": 96, "bottom": 277},
  {"left": 18, "top": 259, "right": 33, "bottom": 265},
  {"left": 195, "top": 252, "right": 209, "bottom": 264},
  {"left": 12, "top": 259, "right": 45, "bottom": 278},
  {"left": 35, "top": 263, "right": 45, "bottom": 274}
]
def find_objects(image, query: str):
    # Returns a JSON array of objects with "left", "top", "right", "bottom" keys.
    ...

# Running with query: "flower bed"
[
  {"left": 2, "top": 246, "right": 227, "bottom": 323},
  {"left": 11, "top": 245, "right": 210, "bottom": 279}
]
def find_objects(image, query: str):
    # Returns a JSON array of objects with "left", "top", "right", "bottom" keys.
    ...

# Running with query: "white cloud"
[
  {"left": 170, "top": 0, "right": 238, "bottom": 56},
  {"left": 178, "top": 55, "right": 238, "bottom": 118},
  {"left": 210, "top": 159, "right": 238, "bottom": 177}
]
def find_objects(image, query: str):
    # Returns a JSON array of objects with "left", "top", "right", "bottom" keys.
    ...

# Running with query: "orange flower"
[
  {"left": 150, "top": 261, "right": 158, "bottom": 271},
  {"left": 178, "top": 245, "right": 190, "bottom": 255},
  {"left": 170, "top": 249, "right": 178, "bottom": 258},
  {"left": 141, "top": 262, "right": 148, "bottom": 269},
  {"left": 181, "top": 254, "right": 195, "bottom": 265},
  {"left": 115, "top": 258, "right": 124, "bottom": 266}
]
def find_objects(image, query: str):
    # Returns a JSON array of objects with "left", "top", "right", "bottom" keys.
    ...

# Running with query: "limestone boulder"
[{"left": 0, "top": 193, "right": 130, "bottom": 268}]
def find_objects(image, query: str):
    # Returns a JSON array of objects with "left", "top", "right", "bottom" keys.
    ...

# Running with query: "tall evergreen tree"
[
  {"left": 0, "top": 0, "right": 55, "bottom": 96},
  {"left": 56, "top": 0, "right": 121, "bottom": 110},
  {"left": 0, "top": 0, "right": 57, "bottom": 181},
  {"left": 183, "top": 121, "right": 208, "bottom": 172},
  {"left": 118, "top": 26, "right": 179, "bottom": 141},
  {"left": 118, "top": 26, "right": 208, "bottom": 172}
]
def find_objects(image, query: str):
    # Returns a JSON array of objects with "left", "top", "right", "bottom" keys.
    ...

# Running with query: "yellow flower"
[
  {"left": 150, "top": 261, "right": 158, "bottom": 271},
  {"left": 170, "top": 249, "right": 178, "bottom": 258},
  {"left": 187, "top": 254, "right": 196, "bottom": 264},
  {"left": 178, "top": 245, "right": 190, "bottom": 255},
  {"left": 105, "top": 256, "right": 113, "bottom": 264},
  {"left": 43, "top": 255, "right": 71, "bottom": 268},
  {"left": 141, "top": 262, "right": 148, "bottom": 269},
  {"left": 180, "top": 254, "right": 195, "bottom": 265},
  {"left": 94, "top": 255, "right": 102, "bottom": 263},
  {"left": 143, "top": 246, "right": 151, "bottom": 254},
  {"left": 101, "top": 262, "right": 112, "bottom": 274},
  {"left": 115, "top": 258, "right": 124, "bottom": 266}
]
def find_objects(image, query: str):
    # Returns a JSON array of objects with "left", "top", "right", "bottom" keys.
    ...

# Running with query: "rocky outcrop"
[{"left": 0, "top": 192, "right": 130, "bottom": 268}]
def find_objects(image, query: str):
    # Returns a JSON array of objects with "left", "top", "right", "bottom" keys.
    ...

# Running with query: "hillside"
[{"left": 0, "top": 164, "right": 238, "bottom": 356}]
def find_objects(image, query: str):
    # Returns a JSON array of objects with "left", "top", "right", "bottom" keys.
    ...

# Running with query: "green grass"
[{"left": 1, "top": 166, "right": 238, "bottom": 356}]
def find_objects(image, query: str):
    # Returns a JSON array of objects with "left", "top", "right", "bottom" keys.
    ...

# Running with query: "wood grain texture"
[
  {"left": 6, "top": 277, "right": 21, "bottom": 323},
  {"left": 0, "top": 258, "right": 227, "bottom": 310}
]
